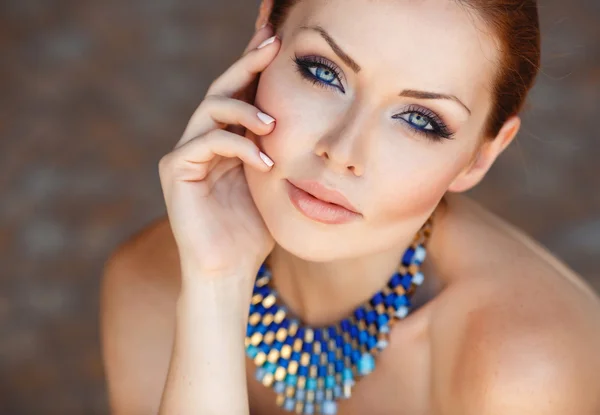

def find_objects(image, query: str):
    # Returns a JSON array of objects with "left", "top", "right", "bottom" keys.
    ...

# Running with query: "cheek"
[{"left": 368, "top": 146, "right": 469, "bottom": 222}]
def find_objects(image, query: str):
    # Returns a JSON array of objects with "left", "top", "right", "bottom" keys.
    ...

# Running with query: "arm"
[{"left": 158, "top": 271, "right": 254, "bottom": 415}]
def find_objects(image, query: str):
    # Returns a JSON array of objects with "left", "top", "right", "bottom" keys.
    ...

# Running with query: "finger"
[
  {"left": 205, "top": 35, "right": 280, "bottom": 99},
  {"left": 178, "top": 96, "right": 275, "bottom": 145},
  {"left": 243, "top": 23, "right": 274, "bottom": 55},
  {"left": 160, "top": 129, "right": 274, "bottom": 182}
]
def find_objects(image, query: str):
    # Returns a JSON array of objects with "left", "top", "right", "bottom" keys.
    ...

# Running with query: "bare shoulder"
[
  {"left": 428, "top": 194, "right": 600, "bottom": 414},
  {"left": 100, "top": 216, "right": 181, "bottom": 415}
]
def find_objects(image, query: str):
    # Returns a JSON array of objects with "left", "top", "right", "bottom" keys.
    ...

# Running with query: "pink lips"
[{"left": 285, "top": 178, "right": 362, "bottom": 225}]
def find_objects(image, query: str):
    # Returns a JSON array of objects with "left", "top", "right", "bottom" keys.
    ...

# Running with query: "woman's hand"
[{"left": 158, "top": 26, "right": 280, "bottom": 279}]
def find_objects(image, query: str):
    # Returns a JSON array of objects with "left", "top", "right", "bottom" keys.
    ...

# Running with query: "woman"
[{"left": 100, "top": 0, "right": 600, "bottom": 414}]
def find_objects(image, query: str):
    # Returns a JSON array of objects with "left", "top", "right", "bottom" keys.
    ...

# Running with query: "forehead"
[{"left": 284, "top": 0, "right": 500, "bottom": 109}]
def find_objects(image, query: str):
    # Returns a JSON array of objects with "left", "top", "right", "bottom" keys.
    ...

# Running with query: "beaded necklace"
[{"left": 245, "top": 215, "right": 434, "bottom": 415}]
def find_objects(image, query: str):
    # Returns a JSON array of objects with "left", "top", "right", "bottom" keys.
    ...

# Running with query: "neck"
[{"left": 265, "top": 199, "right": 448, "bottom": 327}]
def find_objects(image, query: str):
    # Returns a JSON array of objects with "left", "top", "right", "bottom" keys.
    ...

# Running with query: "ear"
[
  {"left": 447, "top": 115, "right": 521, "bottom": 193},
  {"left": 255, "top": 0, "right": 275, "bottom": 31}
]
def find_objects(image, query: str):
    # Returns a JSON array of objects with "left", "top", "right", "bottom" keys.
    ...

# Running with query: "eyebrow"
[{"left": 298, "top": 25, "right": 472, "bottom": 116}]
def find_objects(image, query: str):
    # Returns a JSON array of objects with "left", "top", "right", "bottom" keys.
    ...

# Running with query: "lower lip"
[{"left": 285, "top": 180, "right": 362, "bottom": 225}]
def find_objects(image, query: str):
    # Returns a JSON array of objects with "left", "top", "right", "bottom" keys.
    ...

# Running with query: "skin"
[{"left": 100, "top": 0, "right": 600, "bottom": 414}]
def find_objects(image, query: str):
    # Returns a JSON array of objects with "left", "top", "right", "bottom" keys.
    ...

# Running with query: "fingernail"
[
  {"left": 257, "top": 36, "right": 276, "bottom": 49},
  {"left": 257, "top": 111, "right": 275, "bottom": 125},
  {"left": 259, "top": 151, "right": 274, "bottom": 167}
]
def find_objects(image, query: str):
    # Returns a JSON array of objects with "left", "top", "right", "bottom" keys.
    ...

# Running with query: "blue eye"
[
  {"left": 293, "top": 55, "right": 345, "bottom": 93},
  {"left": 398, "top": 112, "right": 436, "bottom": 132},
  {"left": 392, "top": 106, "right": 455, "bottom": 141}
]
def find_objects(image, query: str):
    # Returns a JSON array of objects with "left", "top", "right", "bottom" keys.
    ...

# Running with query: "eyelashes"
[{"left": 292, "top": 54, "right": 456, "bottom": 142}]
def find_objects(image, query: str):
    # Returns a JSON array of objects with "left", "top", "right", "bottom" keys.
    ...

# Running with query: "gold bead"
[
  {"left": 263, "top": 294, "right": 276, "bottom": 309},
  {"left": 309, "top": 365, "right": 317, "bottom": 378},
  {"left": 248, "top": 312, "right": 261, "bottom": 326},
  {"left": 262, "top": 313, "right": 274, "bottom": 326},
  {"left": 317, "top": 378, "right": 324, "bottom": 389},
  {"left": 244, "top": 337, "right": 250, "bottom": 347},
  {"left": 306, "top": 390, "right": 315, "bottom": 403},
  {"left": 304, "top": 328, "right": 314, "bottom": 343},
  {"left": 276, "top": 395, "right": 286, "bottom": 406},
  {"left": 300, "top": 353, "right": 310, "bottom": 366},
  {"left": 276, "top": 327, "right": 288, "bottom": 342},
  {"left": 325, "top": 389, "right": 333, "bottom": 401},
  {"left": 286, "top": 386, "right": 295, "bottom": 397},
  {"left": 295, "top": 401, "right": 304, "bottom": 414},
  {"left": 297, "top": 376, "right": 306, "bottom": 389},
  {"left": 262, "top": 372, "right": 274, "bottom": 387},
  {"left": 256, "top": 275, "right": 270, "bottom": 287},
  {"left": 293, "top": 338, "right": 303, "bottom": 352},
  {"left": 254, "top": 351, "right": 267, "bottom": 366},
  {"left": 281, "top": 344, "right": 292, "bottom": 360},
  {"left": 251, "top": 294, "right": 263, "bottom": 305},
  {"left": 375, "top": 303, "right": 386, "bottom": 314},
  {"left": 275, "top": 366, "right": 287, "bottom": 382},
  {"left": 320, "top": 354, "right": 327, "bottom": 365},
  {"left": 289, "top": 321, "right": 298, "bottom": 337},
  {"left": 267, "top": 348, "right": 280, "bottom": 363},
  {"left": 250, "top": 332, "right": 263, "bottom": 346},
  {"left": 263, "top": 331, "right": 275, "bottom": 345},
  {"left": 288, "top": 361, "right": 298, "bottom": 375},
  {"left": 313, "top": 342, "right": 321, "bottom": 354},
  {"left": 358, "top": 320, "right": 366, "bottom": 331},
  {"left": 274, "top": 309, "right": 286, "bottom": 324}
]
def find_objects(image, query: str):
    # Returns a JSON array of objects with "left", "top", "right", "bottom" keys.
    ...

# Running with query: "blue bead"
[
  {"left": 315, "top": 389, "right": 324, "bottom": 403},
  {"left": 304, "top": 402, "right": 315, "bottom": 414},
  {"left": 256, "top": 324, "right": 267, "bottom": 334},
  {"left": 291, "top": 352, "right": 301, "bottom": 361},
  {"left": 295, "top": 388, "right": 306, "bottom": 401},
  {"left": 285, "top": 336, "right": 294, "bottom": 345},
  {"left": 296, "top": 327, "right": 305, "bottom": 339},
  {"left": 328, "top": 327, "right": 337, "bottom": 338},
  {"left": 325, "top": 375, "right": 335, "bottom": 389},
  {"left": 255, "top": 367, "right": 267, "bottom": 381},
  {"left": 371, "top": 292, "right": 384, "bottom": 305},
  {"left": 284, "top": 398, "right": 295, "bottom": 411},
  {"left": 401, "top": 274, "right": 413, "bottom": 289},
  {"left": 318, "top": 366, "right": 327, "bottom": 377},
  {"left": 335, "top": 336, "right": 344, "bottom": 347},
  {"left": 306, "top": 378, "right": 317, "bottom": 390},
  {"left": 302, "top": 342, "right": 312, "bottom": 353},
  {"left": 358, "top": 331, "right": 368, "bottom": 345},
  {"left": 394, "top": 295, "right": 410, "bottom": 308},
  {"left": 285, "top": 374, "right": 297, "bottom": 386},
  {"left": 334, "top": 385, "right": 342, "bottom": 398},
  {"left": 273, "top": 341, "right": 283, "bottom": 350},
  {"left": 281, "top": 319, "right": 290, "bottom": 329},
  {"left": 322, "top": 400, "right": 337, "bottom": 415},
  {"left": 353, "top": 307, "right": 366, "bottom": 320},
  {"left": 389, "top": 272, "right": 402, "bottom": 288},
  {"left": 246, "top": 345, "right": 259, "bottom": 359},
  {"left": 258, "top": 264, "right": 267, "bottom": 275},
  {"left": 340, "top": 319, "right": 351, "bottom": 332},
  {"left": 343, "top": 368, "right": 353, "bottom": 381},
  {"left": 343, "top": 343, "right": 352, "bottom": 356},
  {"left": 366, "top": 310, "right": 377, "bottom": 325},
  {"left": 335, "top": 360, "right": 344, "bottom": 373},
  {"left": 274, "top": 381, "right": 286, "bottom": 394},
  {"left": 298, "top": 366, "right": 308, "bottom": 377},
  {"left": 351, "top": 350, "right": 360, "bottom": 364},
  {"left": 377, "top": 314, "right": 389, "bottom": 327},
  {"left": 384, "top": 293, "right": 397, "bottom": 307},
  {"left": 259, "top": 342, "right": 270, "bottom": 354},
  {"left": 327, "top": 351, "right": 336, "bottom": 362},
  {"left": 350, "top": 326, "right": 358, "bottom": 339},
  {"left": 402, "top": 247, "right": 415, "bottom": 265},
  {"left": 357, "top": 353, "right": 375, "bottom": 376},
  {"left": 310, "top": 354, "right": 319, "bottom": 365},
  {"left": 367, "top": 336, "right": 377, "bottom": 350},
  {"left": 314, "top": 329, "right": 323, "bottom": 342},
  {"left": 279, "top": 358, "right": 289, "bottom": 369},
  {"left": 264, "top": 362, "right": 277, "bottom": 374}
]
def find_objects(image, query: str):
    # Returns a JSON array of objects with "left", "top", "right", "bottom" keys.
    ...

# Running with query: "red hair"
[{"left": 268, "top": 0, "right": 541, "bottom": 139}]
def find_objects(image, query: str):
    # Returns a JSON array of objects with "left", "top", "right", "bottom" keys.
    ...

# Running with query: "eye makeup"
[{"left": 292, "top": 53, "right": 456, "bottom": 142}]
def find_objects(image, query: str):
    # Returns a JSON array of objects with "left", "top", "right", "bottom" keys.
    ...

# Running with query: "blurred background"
[{"left": 0, "top": 0, "right": 598, "bottom": 413}]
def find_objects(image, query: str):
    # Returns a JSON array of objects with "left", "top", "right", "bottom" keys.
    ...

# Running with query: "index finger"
[{"left": 205, "top": 35, "right": 280, "bottom": 99}]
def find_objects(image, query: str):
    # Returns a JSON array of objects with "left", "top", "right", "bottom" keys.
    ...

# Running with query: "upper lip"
[{"left": 287, "top": 178, "right": 360, "bottom": 214}]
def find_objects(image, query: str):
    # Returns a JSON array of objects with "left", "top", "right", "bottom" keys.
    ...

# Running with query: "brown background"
[{"left": 1, "top": 0, "right": 598, "bottom": 413}]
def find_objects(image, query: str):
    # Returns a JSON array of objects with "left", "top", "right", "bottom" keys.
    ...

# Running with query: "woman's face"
[{"left": 244, "top": 0, "right": 500, "bottom": 261}]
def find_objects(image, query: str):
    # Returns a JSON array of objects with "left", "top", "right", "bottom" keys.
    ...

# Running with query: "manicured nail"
[
  {"left": 257, "top": 36, "right": 276, "bottom": 49},
  {"left": 259, "top": 151, "right": 274, "bottom": 167},
  {"left": 257, "top": 111, "right": 275, "bottom": 125}
]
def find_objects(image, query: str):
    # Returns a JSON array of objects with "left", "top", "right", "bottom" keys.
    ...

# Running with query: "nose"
[{"left": 313, "top": 110, "right": 369, "bottom": 177}]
